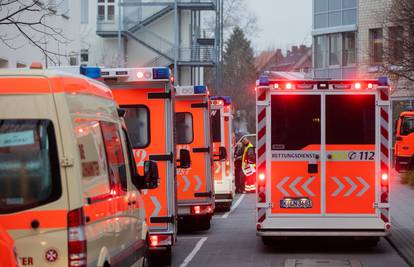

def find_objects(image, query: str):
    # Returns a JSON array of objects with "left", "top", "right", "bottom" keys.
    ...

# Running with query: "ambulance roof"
[{"left": 0, "top": 68, "right": 113, "bottom": 100}]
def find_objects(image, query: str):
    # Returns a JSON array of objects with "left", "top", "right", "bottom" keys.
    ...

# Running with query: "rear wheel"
[
  {"left": 198, "top": 218, "right": 211, "bottom": 231},
  {"left": 262, "top": 236, "right": 274, "bottom": 246},
  {"left": 149, "top": 246, "right": 171, "bottom": 266},
  {"left": 361, "top": 237, "right": 380, "bottom": 247}
]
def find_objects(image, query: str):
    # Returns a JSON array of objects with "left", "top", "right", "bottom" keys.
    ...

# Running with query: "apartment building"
[
  {"left": 81, "top": 0, "right": 219, "bottom": 85},
  {"left": 312, "top": 0, "right": 414, "bottom": 114}
]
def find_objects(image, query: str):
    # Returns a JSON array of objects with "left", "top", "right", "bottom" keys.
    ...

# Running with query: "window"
[
  {"left": 80, "top": 49, "right": 89, "bottom": 63},
  {"left": 271, "top": 95, "right": 321, "bottom": 150},
  {"left": 211, "top": 109, "right": 221, "bottom": 142},
  {"left": 75, "top": 120, "right": 110, "bottom": 199},
  {"left": 314, "top": 0, "right": 357, "bottom": 29},
  {"left": 97, "top": 0, "right": 115, "bottom": 22},
  {"left": 326, "top": 95, "right": 375, "bottom": 145},
  {"left": 175, "top": 113, "right": 193, "bottom": 144},
  {"left": 123, "top": 106, "right": 150, "bottom": 148},
  {"left": 69, "top": 56, "right": 77, "bottom": 66},
  {"left": 389, "top": 26, "right": 404, "bottom": 64},
  {"left": 314, "top": 0, "right": 328, "bottom": 12},
  {"left": 400, "top": 117, "right": 414, "bottom": 136},
  {"left": 343, "top": 31, "right": 356, "bottom": 66},
  {"left": 16, "top": 63, "right": 26, "bottom": 68},
  {"left": 370, "top": 28, "right": 383, "bottom": 64},
  {"left": 100, "top": 121, "right": 127, "bottom": 192},
  {"left": 315, "top": 35, "right": 327, "bottom": 68},
  {"left": 0, "top": 120, "right": 61, "bottom": 214},
  {"left": 329, "top": 34, "right": 341, "bottom": 66},
  {"left": 81, "top": 0, "right": 89, "bottom": 24}
]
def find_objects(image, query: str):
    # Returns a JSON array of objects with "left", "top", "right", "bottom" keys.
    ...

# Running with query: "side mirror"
[
  {"left": 177, "top": 149, "right": 191, "bottom": 169},
  {"left": 143, "top": 160, "right": 159, "bottom": 189},
  {"left": 247, "top": 147, "right": 256, "bottom": 164},
  {"left": 396, "top": 136, "right": 403, "bottom": 141}
]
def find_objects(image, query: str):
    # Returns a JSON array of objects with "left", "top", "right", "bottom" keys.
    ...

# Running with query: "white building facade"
[{"left": 0, "top": 0, "right": 82, "bottom": 68}]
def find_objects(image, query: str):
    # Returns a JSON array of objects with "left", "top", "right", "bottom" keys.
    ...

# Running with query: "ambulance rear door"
[
  {"left": 101, "top": 68, "right": 176, "bottom": 235},
  {"left": 264, "top": 81, "right": 388, "bottom": 230},
  {"left": 211, "top": 103, "right": 225, "bottom": 187},
  {"left": 175, "top": 88, "right": 214, "bottom": 209}
]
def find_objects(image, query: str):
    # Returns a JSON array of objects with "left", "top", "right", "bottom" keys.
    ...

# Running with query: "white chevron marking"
[
  {"left": 289, "top": 176, "right": 303, "bottom": 196},
  {"left": 356, "top": 176, "right": 370, "bottom": 197},
  {"left": 332, "top": 177, "right": 345, "bottom": 197},
  {"left": 150, "top": 196, "right": 161, "bottom": 218},
  {"left": 194, "top": 175, "right": 202, "bottom": 191},
  {"left": 302, "top": 177, "right": 315, "bottom": 197},
  {"left": 183, "top": 176, "right": 190, "bottom": 192},
  {"left": 344, "top": 176, "right": 357, "bottom": 197},
  {"left": 277, "top": 176, "right": 290, "bottom": 196}
]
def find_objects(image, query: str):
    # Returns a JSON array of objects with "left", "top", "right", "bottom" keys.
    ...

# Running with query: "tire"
[
  {"left": 163, "top": 246, "right": 172, "bottom": 266},
  {"left": 262, "top": 236, "right": 274, "bottom": 246},
  {"left": 223, "top": 203, "right": 232, "bottom": 212},
  {"left": 198, "top": 218, "right": 211, "bottom": 231},
  {"left": 142, "top": 247, "right": 150, "bottom": 267},
  {"left": 362, "top": 237, "right": 380, "bottom": 247}
]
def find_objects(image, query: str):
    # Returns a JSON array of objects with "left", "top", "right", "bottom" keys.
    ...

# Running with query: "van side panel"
[{"left": 0, "top": 92, "right": 69, "bottom": 267}]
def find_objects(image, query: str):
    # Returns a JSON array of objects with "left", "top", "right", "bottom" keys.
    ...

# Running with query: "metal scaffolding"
[{"left": 96, "top": 0, "right": 222, "bottom": 86}]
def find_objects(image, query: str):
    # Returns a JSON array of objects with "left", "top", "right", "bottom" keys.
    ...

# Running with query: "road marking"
[
  {"left": 221, "top": 193, "right": 246, "bottom": 219},
  {"left": 179, "top": 237, "right": 208, "bottom": 267}
]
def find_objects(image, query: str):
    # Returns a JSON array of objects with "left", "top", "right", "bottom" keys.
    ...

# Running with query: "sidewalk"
[{"left": 388, "top": 170, "right": 414, "bottom": 266}]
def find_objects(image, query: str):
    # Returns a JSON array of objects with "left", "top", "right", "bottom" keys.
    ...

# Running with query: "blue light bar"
[
  {"left": 194, "top": 85, "right": 208, "bottom": 94},
  {"left": 211, "top": 96, "right": 232, "bottom": 105},
  {"left": 152, "top": 67, "right": 170, "bottom": 79},
  {"left": 378, "top": 76, "right": 389, "bottom": 86},
  {"left": 259, "top": 76, "right": 269, "bottom": 86},
  {"left": 80, "top": 66, "right": 101, "bottom": 79}
]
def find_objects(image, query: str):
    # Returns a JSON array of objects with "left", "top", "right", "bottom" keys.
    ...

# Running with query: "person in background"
[
  {"left": 241, "top": 137, "right": 256, "bottom": 192},
  {"left": 234, "top": 141, "right": 245, "bottom": 193}
]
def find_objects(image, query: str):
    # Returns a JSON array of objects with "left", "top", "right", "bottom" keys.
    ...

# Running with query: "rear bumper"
[
  {"left": 257, "top": 217, "right": 390, "bottom": 237},
  {"left": 215, "top": 193, "right": 233, "bottom": 203},
  {"left": 257, "top": 229, "right": 389, "bottom": 237}
]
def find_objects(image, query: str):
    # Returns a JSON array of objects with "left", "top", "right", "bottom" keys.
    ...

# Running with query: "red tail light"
[
  {"left": 191, "top": 205, "right": 212, "bottom": 215},
  {"left": 194, "top": 205, "right": 201, "bottom": 214},
  {"left": 259, "top": 173, "right": 265, "bottom": 181},
  {"left": 149, "top": 235, "right": 172, "bottom": 247},
  {"left": 68, "top": 208, "right": 87, "bottom": 267},
  {"left": 150, "top": 235, "right": 159, "bottom": 247}
]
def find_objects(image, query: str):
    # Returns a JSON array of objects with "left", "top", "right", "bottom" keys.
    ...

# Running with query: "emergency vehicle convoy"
[
  {"left": 255, "top": 76, "right": 392, "bottom": 245},
  {"left": 0, "top": 66, "right": 160, "bottom": 266},
  {"left": 175, "top": 85, "right": 215, "bottom": 230},
  {"left": 95, "top": 66, "right": 190, "bottom": 263},
  {"left": 394, "top": 109, "right": 414, "bottom": 172},
  {"left": 210, "top": 96, "right": 235, "bottom": 211}
]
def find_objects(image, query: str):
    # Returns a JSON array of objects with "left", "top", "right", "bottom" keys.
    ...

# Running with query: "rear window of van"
[{"left": 0, "top": 120, "right": 61, "bottom": 214}]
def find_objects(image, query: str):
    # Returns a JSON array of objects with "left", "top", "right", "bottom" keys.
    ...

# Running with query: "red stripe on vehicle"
[
  {"left": 258, "top": 91, "right": 266, "bottom": 101},
  {"left": 380, "top": 127, "right": 389, "bottom": 140},
  {"left": 258, "top": 127, "right": 266, "bottom": 140},
  {"left": 381, "top": 109, "right": 389, "bottom": 122},
  {"left": 258, "top": 145, "right": 266, "bottom": 158},
  {"left": 258, "top": 109, "right": 266, "bottom": 123},
  {"left": 381, "top": 144, "right": 389, "bottom": 157}
]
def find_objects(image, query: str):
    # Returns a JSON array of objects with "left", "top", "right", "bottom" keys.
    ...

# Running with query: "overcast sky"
[{"left": 245, "top": 0, "right": 312, "bottom": 53}]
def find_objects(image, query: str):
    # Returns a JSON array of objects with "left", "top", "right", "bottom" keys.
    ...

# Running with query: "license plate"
[{"left": 280, "top": 198, "right": 312, "bottom": 209}]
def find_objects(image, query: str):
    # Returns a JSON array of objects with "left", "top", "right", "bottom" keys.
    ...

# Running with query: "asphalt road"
[{"left": 170, "top": 194, "right": 409, "bottom": 267}]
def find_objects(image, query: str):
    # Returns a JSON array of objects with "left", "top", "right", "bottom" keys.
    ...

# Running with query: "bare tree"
[
  {"left": 381, "top": 0, "right": 414, "bottom": 82},
  {"left": 203, "top": 0, "right": 259, "bottom": 39},
  {"left": 0, "top": 0, "right": 70, "bottom": 65}
]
